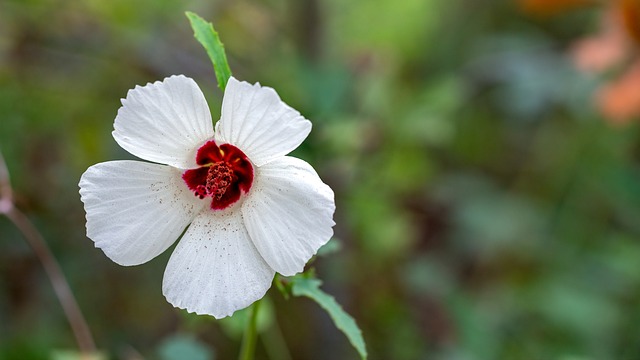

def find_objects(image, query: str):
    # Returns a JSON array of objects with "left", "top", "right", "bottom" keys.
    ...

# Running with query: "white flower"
[{"left": 79, "top": 75, "right": 335, "bottom": 318}]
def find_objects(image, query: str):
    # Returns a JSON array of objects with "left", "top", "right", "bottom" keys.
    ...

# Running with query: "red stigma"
[{"left": 183, "top": 140, "right": 253, "bottom": 210}]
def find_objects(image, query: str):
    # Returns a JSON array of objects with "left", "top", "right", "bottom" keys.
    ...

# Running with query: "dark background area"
[{"left": 3, "top": 0, "right": 640, "bottom": 359}]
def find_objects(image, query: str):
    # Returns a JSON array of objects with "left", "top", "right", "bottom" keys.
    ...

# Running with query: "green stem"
[
  {"left": 262, "top": 317, "right": 292, "bottom": 360},
  {"left": 238, "top": 300, "right": 261, "bottom": 360}
]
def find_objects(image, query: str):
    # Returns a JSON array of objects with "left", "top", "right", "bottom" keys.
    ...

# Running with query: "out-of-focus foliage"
[
  {"left": 2, "top": 0, "right": 640, "bottom": 359},
  {"left": 290, "top": 275, "right": 367, "bottom": 359},
  {"left": 50, "top": 351, "right": 106, "bottom": 360},
  {"left": 157, "top": 334, "right": 214, "bottom": 360}
]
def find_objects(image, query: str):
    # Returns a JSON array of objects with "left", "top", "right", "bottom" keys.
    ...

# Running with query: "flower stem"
[
  {"left": 261, "top": 316, "right": 292, "bottom": 360},
  {"left": 238, "top": 299, "right": 261, "bottom": 360},
  {"left": 0, "top": 150, "right": 96, "bottom": 354}
]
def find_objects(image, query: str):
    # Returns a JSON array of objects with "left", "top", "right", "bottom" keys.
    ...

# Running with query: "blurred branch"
[
  {"left": 0, "top": 150, "right": 13, "bottom": 213},
  {"left": 0, "top": 150, "right": 96, "bottom": 354}
]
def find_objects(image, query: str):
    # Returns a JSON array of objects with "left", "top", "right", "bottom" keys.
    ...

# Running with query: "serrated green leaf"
[
  {"left": 185, "top": 11, "right": 232, "bottom": 91},
  {"left": 291, "top": 276, "right": 367, "bottom": 359}
]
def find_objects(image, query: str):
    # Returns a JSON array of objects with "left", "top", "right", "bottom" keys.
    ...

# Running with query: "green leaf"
[
  {"left": 185, "top": 11, "right": 232, "bottom": 91},
  {"left": 291, "top": 276, "right": 367, "bottom": 359},
  {"left": 274, "top": 274, "right": 291, "bottom": 299}
]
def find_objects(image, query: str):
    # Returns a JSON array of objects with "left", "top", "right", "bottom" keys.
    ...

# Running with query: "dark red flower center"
[{"left": 183, "top": 140, "right": 253, "bottom": 210}]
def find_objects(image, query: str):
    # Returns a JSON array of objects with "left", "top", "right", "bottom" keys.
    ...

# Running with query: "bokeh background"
[{"left": 3, "top": 0, "right": 640, "bottom": 359}]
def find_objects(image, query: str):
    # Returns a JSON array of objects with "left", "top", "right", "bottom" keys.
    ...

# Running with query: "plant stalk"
[
  {"left": 238, "top": 300, "right": 261, "bottom": 360},
  {"left": 0, "top": 150, "right": 96, "bottom": 354}
]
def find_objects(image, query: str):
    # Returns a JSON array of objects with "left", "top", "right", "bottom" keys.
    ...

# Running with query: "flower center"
[
  {"left": 195, "top": 162, "right": 236, "bottom": 200},
  {"left": 183, "top": 140, "right": 253, "bottom": 210}
]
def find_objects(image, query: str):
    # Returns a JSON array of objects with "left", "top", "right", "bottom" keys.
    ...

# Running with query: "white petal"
[
  {"left": 113, "top": 75, "right": 214, "bottom": 169},
  {"left": 242, "top": 156, "right": 335, "bottom": 276},
  {"left": 79, "top": 160, "right": 206, "bottom": 266},
  {"left": 215, "top": 77, "right": 312, "bottom": 167},
  {"left": 162, "top": 210, "right": 275, "bottom": 318}
]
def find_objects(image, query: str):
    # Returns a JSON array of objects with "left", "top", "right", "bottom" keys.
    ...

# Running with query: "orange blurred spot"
[
  {"left": 571, "top": 7, "right": 629, "bottom": 72},
  {"left": 597, "top": 60, "right": 640, "bottom": 125},
  {"left": 620, "top": 0, "right": 640, "bottom": 43}
]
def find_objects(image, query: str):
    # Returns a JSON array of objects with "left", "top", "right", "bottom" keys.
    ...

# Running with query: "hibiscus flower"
[{"left": 79, "top": 75, "right": 335, "bottom": 318}]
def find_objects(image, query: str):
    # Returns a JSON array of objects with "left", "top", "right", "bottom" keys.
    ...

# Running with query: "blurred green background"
[{"left": 3, "top": 0, "right": 640, "bottom": 359}]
